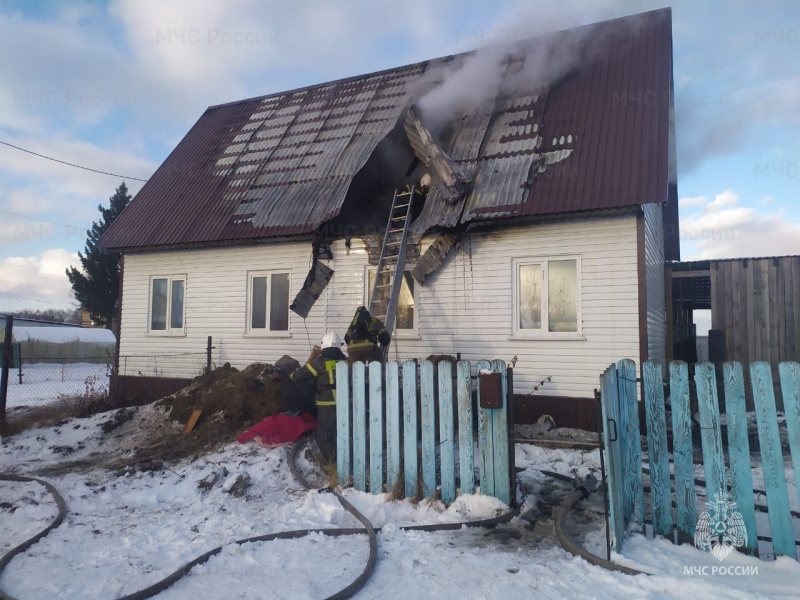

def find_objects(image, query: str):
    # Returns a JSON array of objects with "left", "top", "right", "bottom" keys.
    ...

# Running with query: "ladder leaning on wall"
[{"left": 369, "top": 187, "right": 417, "bottom": 359}]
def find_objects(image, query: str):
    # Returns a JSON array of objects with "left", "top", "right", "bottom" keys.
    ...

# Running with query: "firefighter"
[
  {"left": 290, "top": 332, "right": 347, "bottom": 462},
  {"left": 344, "top": 305, "right": 390, "bottom": 364}
]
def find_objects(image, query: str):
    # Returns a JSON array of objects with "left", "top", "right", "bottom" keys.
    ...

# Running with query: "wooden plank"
[
  {"left": 793, "top": 257, "right": 800, "bottom": 361},
  {"left": 710, "top": 262, "right": 721, "bottom": 330},
  {"left": 739, "top": 262, "right": 750, "bottom": 366},
  {"left": 491, "top": 359, "right": 511, "bottom": 506},
  {"left": 617, "top": 358, "right": 644, "bottom": 528},
  {"left": 183, "top": 409, "right": 202, "bottom": 435},
  {"left": 420, "top": 360, "right": 437, "bottom": 499},
  {"left": 669, "top": 361, "right": 696, "bottom": 544},
  {"left": 476, "top": 359, "right": 495, "bottom": 497},
  {"left": 385, "top": 361, "right": 401, "bottom": 494},
  {"left": 352, "top": 361, "right": 367, "bottom": 491},
  {"left": 759, "top": 260, "right": 770, "bottom": 361},
  {"left": 694, "top": 362, "right": 727, "bottom": 507},
  {"left": 438, "top": 361, "right": 456, "bottom": 504},
  {"left": 369, "top": 361, "right": 384, "bottom": 494},
  {"left": 746, "top": 261, "right": 757, "bottom": 410},
  {"left": 752, "top": 261, "right": 765, "bottom": 361},
  {"left": 750, "top": 361, "right": 796, "bottom": 558},
  {"left": 723, "top": 262, "right": 735, "bottom": 360},
  {"left": 723, "top": 362, "right": 758, "bottom": 556},
  {"left": 336, "top": 362, "right": 351, "bottom": 487},
  {"left": 643, "top": 360, "right": 672, "bottom": 539},
  {"left": 731, "top": 262, "right": 743, "bottom": 362},
  {"left": 768, "top": 260, "right": 779, "bottom": 366},
  {"left": 746, "top": 260, "right": 756, "bottom": 365},
  {"left": 778, "top": 362, "right": 800, "bottom": 511},
  {"left": 402, "top": 360, "right": 418, "bottom": 498},
  {"left": 777, "top": 260, "right": 787, "bottom": 362},
  {"left": 781, "top": 259, "right": 795, "bottom": 360},
  {"left": 457, "top": 361, "right": 475, "bottom": 495},
  {"left": 601, "top": 365, "right": 626, "bottom": 551}
]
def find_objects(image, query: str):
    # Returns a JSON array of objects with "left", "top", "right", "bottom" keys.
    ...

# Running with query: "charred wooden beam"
[
  {"left": 404, "top": 105, "right": 470, "bottom": 204},
  {"left": 412, "top": 232, "right": 460, "bottom": 286}
]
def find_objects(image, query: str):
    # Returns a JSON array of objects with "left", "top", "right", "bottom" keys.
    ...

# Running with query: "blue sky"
[{"left": 0, "top": 0, "right": 798, "bottom": 313}]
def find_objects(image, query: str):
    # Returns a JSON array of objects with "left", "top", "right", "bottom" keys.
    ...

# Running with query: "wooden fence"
[
  {"left": 335, "top": 359, "right": 514, "bottom": 506},
  {"left": 600, "top": 359, "right": 799, "bottom": 560}
]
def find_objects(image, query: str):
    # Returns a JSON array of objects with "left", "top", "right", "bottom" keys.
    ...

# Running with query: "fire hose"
[{"left": 0, "top": 439, "right": 519, "bottom": 600}]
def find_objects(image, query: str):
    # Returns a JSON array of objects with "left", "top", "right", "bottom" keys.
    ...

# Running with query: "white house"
[{"left": 99, "top": 9, "right": 679, "bottom": 427}]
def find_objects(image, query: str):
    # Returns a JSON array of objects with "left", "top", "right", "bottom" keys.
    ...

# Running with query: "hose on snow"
[{"left": 0, "top": 437, "right": 519, "bottom": 600}]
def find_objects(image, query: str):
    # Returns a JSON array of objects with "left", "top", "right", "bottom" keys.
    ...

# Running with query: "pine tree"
[{"left": 66, "top": 182, "right": 132, "bottom": 329}]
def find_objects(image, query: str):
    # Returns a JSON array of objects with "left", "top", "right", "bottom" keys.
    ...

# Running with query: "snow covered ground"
[
  {"left": 1, "top": 406, "right": 799, "bottom": 599},
  {"left": 5, "top": 363, "right": 110, "bottom": 408}
]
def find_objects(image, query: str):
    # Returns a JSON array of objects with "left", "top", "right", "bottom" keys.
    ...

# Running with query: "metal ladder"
[{"left": 369, "top": 187, "right": 416, "bottom": 347}]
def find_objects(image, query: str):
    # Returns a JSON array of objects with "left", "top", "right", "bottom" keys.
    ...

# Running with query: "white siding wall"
[
  {"left": 119, "top": 214, "right": 641, "bottom": 397},
  {"left": 643, "top": 203, "right": 666, "bottom": 363}
]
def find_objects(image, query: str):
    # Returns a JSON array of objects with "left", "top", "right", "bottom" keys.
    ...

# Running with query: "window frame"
[
  {"left": 511, "top": 256, "right": 584, "bottom": 340},
  {"left": 364, "top": 266, "right": 419, "bottom": 337},
  {"left": 245, "top": 270, "right": 292, "bottom": 337},
  {"left": 147, "top": 274, "right": 187, "bottom": 336}
]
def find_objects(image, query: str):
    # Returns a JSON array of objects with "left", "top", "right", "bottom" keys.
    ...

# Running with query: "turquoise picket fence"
[
  {"left": 335, "top": 359, "right": 513, "bottom": 506},
  {"left": 600, "top": 359, "right": 799, "bottom": 560}
]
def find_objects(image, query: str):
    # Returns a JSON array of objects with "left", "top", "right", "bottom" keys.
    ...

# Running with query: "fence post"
[
  {"left": 669, "top": 361, "right": 696, "bottom": 545},
  {"left": 643, "top": 360, "right": 673, "bottom": 540},
  {"left": 1, "top": 315, "right": 12, "bottom": 433},
  {"left": 206, "top": 336, "right": 213, "bottom": 374},
  {"left": 751, "top": 361, "right": 796, "bottom": 558}
]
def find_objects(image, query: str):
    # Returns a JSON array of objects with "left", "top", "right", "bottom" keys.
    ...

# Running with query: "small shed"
[
  {"left": 1, "top": 326, "right": 116, "bottom": 364},
  {"left": 667, "top": 255, "right": 800, "bottom": 409}
]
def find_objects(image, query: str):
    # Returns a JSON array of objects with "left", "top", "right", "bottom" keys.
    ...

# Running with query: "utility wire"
[
  {"left": 0, "top": 140, "right": 149, "bottom": 182},
  {"left": 0, "top": 209, "right": 85, "bottom": 231},
  {"left": 0, "top": 290, "right": 72, "bottom": 307}
]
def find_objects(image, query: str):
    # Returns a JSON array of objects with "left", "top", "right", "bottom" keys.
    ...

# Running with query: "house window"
[
  {"left": 248, "top": 271, "right": 290, "bottom": 332},
  {"left": 515, "top": 257, "right": 580, "bottom": 334},
  {"left": 366, "top": 269, "right": 416, "bottom": 331},
  {"left": 150, "top": 276, "right": 185, "bottom": 332}
]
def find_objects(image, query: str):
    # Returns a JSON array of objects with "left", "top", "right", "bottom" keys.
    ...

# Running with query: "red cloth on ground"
[{"left": 237, "top": 412, "right": 318, "bottom": 448}]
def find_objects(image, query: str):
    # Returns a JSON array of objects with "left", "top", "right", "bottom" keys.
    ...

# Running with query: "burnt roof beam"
[{"left": 404, "top": 105, "right": 470, "bottom": 204}]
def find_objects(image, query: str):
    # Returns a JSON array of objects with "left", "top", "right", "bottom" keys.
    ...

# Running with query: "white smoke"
[{"left": 415, "top": 1, "right": 664, "bottom": 134}]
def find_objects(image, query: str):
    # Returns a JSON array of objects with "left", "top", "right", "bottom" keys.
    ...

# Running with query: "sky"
[{"left": 0, "top": 0, "right": 799, "bottom": 314}]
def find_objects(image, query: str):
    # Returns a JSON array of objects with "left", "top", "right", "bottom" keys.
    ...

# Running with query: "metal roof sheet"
[{"left": 100, "top": 8, "right": 675, "bottom": 251}]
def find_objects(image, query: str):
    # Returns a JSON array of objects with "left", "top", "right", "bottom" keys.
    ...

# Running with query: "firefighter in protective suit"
[
  {"left": 290, "top": 332, "right": 347, "bottom": 462},
  {"left": 345, "top": 306, "right": 390, "bottom": 363}
]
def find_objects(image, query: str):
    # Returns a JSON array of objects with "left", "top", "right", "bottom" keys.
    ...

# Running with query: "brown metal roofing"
[
  {"left": 412, "top": 8, "right": 674, "bottom": 233},
  {"left": 99, "top": 8, "right": 675, "bottom": 251}
]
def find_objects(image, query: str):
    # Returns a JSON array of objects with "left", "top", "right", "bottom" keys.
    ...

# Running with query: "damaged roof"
[{"left": 99, "top": 8, "right": 676, "bottom": 252}]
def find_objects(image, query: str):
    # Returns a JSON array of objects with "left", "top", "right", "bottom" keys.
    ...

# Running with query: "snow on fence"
[
  {"left": 600, "top": 359, "right": 800, "bottom": 561},
  {"left": 335, "top": 359, "right": 514, "bottom": 506}
]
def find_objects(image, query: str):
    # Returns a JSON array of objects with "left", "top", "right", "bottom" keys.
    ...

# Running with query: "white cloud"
[
  {"left": 680, "top": 191, "right": 800, "bottom": 259},
  {"left": 706, "top": 190, "right": 738, "bottom": 211},
  {"left": 0, "top": 249, "right": 79, "bottom": 311},
  {"left": 679, "top": 194, "right": 707, "bottom": 208}
]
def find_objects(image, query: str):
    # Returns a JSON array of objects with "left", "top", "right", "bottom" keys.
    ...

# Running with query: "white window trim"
[
  {"left": 510, "top": 256, "right": 585, "bottom": 341},
  {"left": 147, "top": 275, "right": 187, "bottom": 337},
  {"left": 364, "top": 266, "right": 419, "bottom": 337},
  {"left": 244, "top": 270, "right": 292, "bottom": 338}
]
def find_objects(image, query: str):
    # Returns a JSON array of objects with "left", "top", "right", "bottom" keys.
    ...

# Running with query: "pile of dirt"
[
  {"left": 158, "top": 362, "right": 284, "bottom": 433},
  {"left": 107, "top": 361, "right": 296, "bottom": 465}
]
